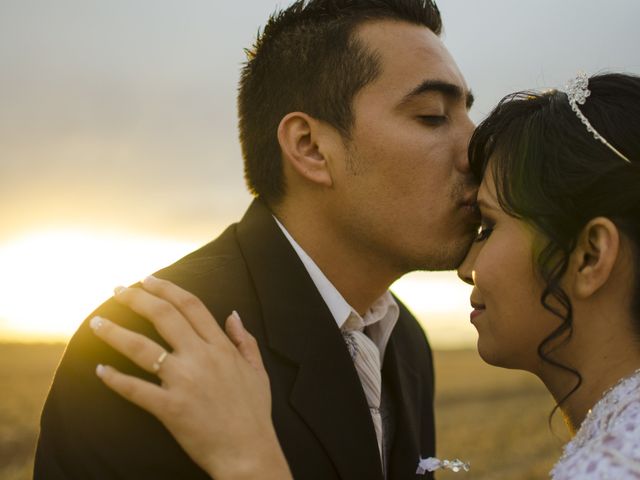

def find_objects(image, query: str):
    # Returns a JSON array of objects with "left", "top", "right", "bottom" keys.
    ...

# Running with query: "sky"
[{"left": 1, "top": 0, "right": 639, "bottom": 346}]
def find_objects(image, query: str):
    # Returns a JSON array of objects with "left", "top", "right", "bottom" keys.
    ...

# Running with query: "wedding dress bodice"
[{"left": 551, "top": 371, "right": 640, "bottom": 479}]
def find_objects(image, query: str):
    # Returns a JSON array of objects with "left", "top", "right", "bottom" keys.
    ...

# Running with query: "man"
[{"left": 35, "top": 1, "right": 477, "bottom": 478}]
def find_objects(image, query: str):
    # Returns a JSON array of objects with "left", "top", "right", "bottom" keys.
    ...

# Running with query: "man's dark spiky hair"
[
  {"left": 238, "top": 0, "right": 442, "bottom": 204},
  {"left": 247, "top": 0, "right": 442, "bottom": 58}
]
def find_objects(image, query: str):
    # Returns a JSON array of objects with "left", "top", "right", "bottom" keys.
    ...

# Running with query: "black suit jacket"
[{"left": 35, "top": 200, "right": 436, "bottom": 479}]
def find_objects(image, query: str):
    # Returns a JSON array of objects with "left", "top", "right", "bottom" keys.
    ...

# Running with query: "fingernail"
[
  {"left": 142, "top": 275, "right": 157, "bottom": 285},
  {"left": 114, "top": 286, "right": 126, "bottom": 295},
  {"left": 96, "top": 364, "right": 106, "bottom": 378},
  {"left": 90, "top": 316, "right": 105, "bottom": 331},
  {"left": 230, "top": 310, "right": 245, "bottom": 338}
]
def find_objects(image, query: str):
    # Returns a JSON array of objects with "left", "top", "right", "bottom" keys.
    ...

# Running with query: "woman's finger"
[
  {"left": 225, "top": 311, "right": 266, "bottom": 374},
  {"left": 96, "top": 364, "right": 167, "bottom": 417},
  {"left": 90, "top": 316, "right": 173, "bottom": 376},
  {"left": 140, "top": 276, "right": 223, "bottom": 345},
  {"left": 113, "top": 286, "right": 198, "bottom": 352}
]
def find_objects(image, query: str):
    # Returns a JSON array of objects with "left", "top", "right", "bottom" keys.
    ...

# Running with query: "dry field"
[
  {"left": 0, "top": 344, "right": 65, "bottom": 480},
  {"left": 1, "top": 344, "right": 564, "bottom": 479},
  {"left": 433, "top": 350, "right": 565, "bottom": 479}
]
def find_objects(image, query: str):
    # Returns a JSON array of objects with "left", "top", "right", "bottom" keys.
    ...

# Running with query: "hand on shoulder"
[{"left": 91, "top": 276, "right": 292, "bottom": 480}]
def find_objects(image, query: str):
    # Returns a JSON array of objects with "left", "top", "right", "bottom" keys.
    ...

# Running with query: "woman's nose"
[{"left": 457, "top": 242, "right": 478, "bottom": 286}]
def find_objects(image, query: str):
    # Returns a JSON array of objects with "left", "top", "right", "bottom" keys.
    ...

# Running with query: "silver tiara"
[{"left": 565, "top": 71, "right": 631, "bottom": 164}]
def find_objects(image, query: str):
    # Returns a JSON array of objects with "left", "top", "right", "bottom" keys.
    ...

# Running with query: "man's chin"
[
  {"left": 409, "top": 235, "right": 475, "bottom": 272},
  {"left": 401, "top": 250, "right": 467, "bottom": 274}
]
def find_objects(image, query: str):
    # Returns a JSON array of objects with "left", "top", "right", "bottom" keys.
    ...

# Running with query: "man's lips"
[
  {"left": 459, "top": 196, "right": 479, "bottom": 218},
  {"left": 460, "top": 188, "right": 478, "bottom": 206},
  {"left": 460, "top": 195, "right": 477, "bottom": 207}
]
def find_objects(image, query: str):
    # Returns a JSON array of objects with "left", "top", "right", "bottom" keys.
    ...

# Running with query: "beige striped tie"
[{"left": 343, "top": 328, "right": 383, "bottom": 463}]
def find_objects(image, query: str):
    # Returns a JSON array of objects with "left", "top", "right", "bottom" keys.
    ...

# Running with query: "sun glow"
[
  {"left": 0, "top": 230, "right": 477, "bottom": 348},
  {"left": 0, "top": 229, "right": 199, "bottom": 342},
  {"left": 392, "top": 271, "right": 477, "bottom": 349}
]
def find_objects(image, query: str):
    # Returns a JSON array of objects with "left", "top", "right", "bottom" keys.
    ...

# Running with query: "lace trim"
[{"left": 551, "top": 370, "right": 640, "bottom": 479}]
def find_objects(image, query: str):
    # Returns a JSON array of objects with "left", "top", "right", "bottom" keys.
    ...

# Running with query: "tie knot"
[{"left": 341, "top": 311, "right": 365, "bottom": 333}]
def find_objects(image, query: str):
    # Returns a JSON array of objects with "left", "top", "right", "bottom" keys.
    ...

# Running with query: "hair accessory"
[{"left": 565, "top": 71, "right": 631, "bottom": 164}]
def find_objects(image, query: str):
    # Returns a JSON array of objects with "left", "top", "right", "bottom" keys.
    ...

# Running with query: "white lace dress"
[{"left": 551, "top": 371, "right": 640, "bottom": 479}]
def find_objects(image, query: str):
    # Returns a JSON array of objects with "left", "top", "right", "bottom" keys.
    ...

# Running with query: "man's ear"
[
  {"left": 570, "top": 217, "right": 620, "bottom": 299},
  {"left": 277, "top": 112, "right": 334, "bottom": 188}
]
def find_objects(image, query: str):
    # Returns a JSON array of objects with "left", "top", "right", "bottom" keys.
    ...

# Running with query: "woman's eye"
[
  {"left": 475, "top": 224, "right": 494, "bottom": 242},
  {"left": 418, "top": 115, "right": 447, "bottom": 126}
]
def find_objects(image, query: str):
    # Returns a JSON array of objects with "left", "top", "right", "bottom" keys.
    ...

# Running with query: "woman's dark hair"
[
  {"left": 468, "top": 72, "right": 640, "bottom": 418},
  {"left": 237, "top": 0, "right": 442, "bottom": 205}
]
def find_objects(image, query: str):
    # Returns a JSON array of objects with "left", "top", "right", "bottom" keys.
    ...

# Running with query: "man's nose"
[{"left": 456, "top": 115, "right": 476, "bottom": 174}]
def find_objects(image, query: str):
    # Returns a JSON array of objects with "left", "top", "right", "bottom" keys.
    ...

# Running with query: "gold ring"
[{"left": 152, "top": 350, "right": 168, "bottom": 373}]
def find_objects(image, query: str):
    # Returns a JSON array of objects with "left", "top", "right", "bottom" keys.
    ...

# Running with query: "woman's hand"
[{"left": 90, "top": 275, "right": 292, "bottom": 480}]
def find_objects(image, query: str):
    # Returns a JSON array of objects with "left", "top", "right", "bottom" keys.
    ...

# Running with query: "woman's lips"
[
  {"left": 470, "top": 308, "right": 485, "bottom": 323},
  {"left": 469, "top": 301, "right": 485, "bottom": 323}
]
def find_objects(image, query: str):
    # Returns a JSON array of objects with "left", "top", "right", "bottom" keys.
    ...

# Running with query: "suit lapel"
[
  {"left": 236, "top": 200, "right": 383, "bottom": 480},
  {"left": 384, "top": 315, "right": 426, "bottom": 479}
]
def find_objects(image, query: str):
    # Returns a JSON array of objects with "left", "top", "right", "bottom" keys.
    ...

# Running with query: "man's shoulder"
[
  {"left": 51, "top": 222, "right": 251, "bottom": 381},
  {"left": 34, "top": 221, "right": 260, "bottom": 479},
  {"left": 152, "top": 223, "right": 247, "bottom": 294},
  {"left": 154, "top": 199, "right": 282, "bottom": 291}
]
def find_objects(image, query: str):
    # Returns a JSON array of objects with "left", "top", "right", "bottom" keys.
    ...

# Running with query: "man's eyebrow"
[{"left": 400, "top": 79, "right": 475, "bottom": 110}]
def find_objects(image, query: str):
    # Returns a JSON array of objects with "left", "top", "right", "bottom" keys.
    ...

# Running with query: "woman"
[
  {"left": 91, "top": 72, "right": 640, "bottom": 478},
  {"left": 458, "top": 71, "right": 640, "bottom": 478}
]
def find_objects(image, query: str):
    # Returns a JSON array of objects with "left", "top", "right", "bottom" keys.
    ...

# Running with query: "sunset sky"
[{"left": 1, "top": 0, "right": 638, "bottom": 346}]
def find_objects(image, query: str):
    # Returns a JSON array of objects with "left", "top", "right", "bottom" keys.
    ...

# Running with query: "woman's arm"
[{"left": 90, "top": 275, "right": 293, "bottom": 480}]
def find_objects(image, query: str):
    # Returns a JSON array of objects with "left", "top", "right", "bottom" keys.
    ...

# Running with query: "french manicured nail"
[
  {"left": 96, "top": 364, "right": 106, "bottom": 378},
  {"left": 142, "top": 275, "right": 157, "bottom": 285},
  {"left": 231, "top": 311, "right": 246, "bottom": 334},
  {"left": 114, "top": 286, "right": 126, "bottom": 295},
  {"left": 90, "top": 316, "right": 105, "bottom": 331}
]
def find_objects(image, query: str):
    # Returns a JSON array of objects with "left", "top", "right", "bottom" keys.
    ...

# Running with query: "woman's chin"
[
  {"left": 476, "top": 339, "right": 510, "bottom": 369},
  {"left": 477, "top": 341, "right": 532, "bottom": 372},
  {"left": 477, "top": 347, "right": 499, "bottom": 367}
]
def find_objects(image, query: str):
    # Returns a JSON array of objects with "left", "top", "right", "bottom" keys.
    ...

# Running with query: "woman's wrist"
[{"left": 206, "top": 431, "right": 293, "bottom": 480}]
